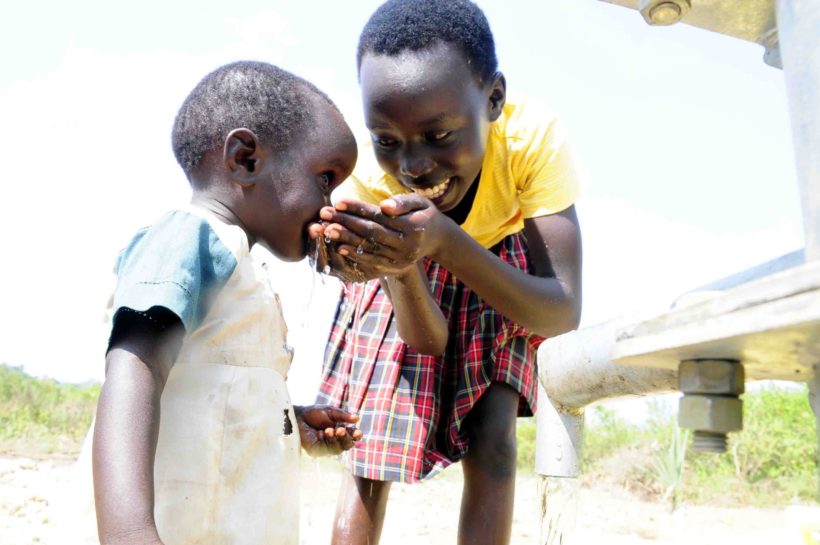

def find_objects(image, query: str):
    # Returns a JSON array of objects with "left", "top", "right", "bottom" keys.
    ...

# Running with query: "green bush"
[
  {"left": 516, "top": 404, "right": 644, "bottom": 475},
  {"left": 686, "top": 385, "right": 817, "bottom": 505},
  {"left": 579, "top": 385, "right": 818, "bottom": 507},
  {"left": 0, "top": 364, "right": 99, "bottom": 455},
  {"left": 583, "top": 404, "right": 642, "bottom": 469},
  {"left": 516, "top": 417, "right": 537, "bottom": 473}
]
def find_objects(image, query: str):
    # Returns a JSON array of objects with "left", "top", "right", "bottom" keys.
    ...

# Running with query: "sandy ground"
[{"left": 1, "top": 455, "right": 816, "bottom": 545}]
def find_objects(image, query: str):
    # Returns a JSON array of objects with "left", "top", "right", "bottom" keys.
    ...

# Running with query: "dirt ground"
[{"left": 1, "top": 454, "right": 815, "bottom": 545}]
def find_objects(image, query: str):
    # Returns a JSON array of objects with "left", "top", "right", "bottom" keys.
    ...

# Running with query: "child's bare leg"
[
  {"left": 458, "top": 382, "right": 520, "bottom": 545},
  {"left": 331, "top": 473, "right": 392, "bottom": 545}
]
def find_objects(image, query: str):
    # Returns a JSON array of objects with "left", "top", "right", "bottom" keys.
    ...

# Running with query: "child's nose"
[{"left": 399, "top": 150, "right": 434, "bottom": 179}]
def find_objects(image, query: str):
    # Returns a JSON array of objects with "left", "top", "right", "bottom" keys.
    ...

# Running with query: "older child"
[
  {"left": 316, "top": 1, "right": 584, "bottom": 544},
  {"left": 86, "top": 61, "right": 360, "bottom": 545}
]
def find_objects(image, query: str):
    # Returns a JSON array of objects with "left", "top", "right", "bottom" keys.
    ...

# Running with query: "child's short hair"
[
  {"left": 172, "top": 61, "right": 337, "bottom": 176},
  {"left": 356, "top": 0, "right": 497, "bottom": 83}
]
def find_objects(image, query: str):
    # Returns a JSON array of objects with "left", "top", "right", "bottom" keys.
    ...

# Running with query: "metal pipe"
[
  {"left": 775, "top": 0, "right": 820, "bottom": 261},
  {"left": 538, "top": 319, "right": 678, "bottom": 409},
  {"left": 536, "top": 384, "right": 583, "bottom": 543},
  {"left": 536, "top": 320, "right": 677, "bottom": 545},
  {"left": 536, "top": 384, "right": 584, "bottom": 478}
]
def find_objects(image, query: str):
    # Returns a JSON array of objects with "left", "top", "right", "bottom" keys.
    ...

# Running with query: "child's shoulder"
[
  {"left": 117, "top": 206, "right": 248, "bottom": 274},
  {"left": 496, "top": 94, "right": 574, "bottom": 162},
  {"left": 111, "top": 206, "right": 252, "bottom": 333},
  {"left": 498, "top": 94, "right": 563, "bottom": 138}
]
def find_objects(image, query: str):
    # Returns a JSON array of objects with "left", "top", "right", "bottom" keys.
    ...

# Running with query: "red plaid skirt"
[{"left": 317, "top": 231, "right": 544, "bottom": 483}]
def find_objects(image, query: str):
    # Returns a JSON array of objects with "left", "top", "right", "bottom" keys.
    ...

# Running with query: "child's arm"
[
  {"left": 322, "top": 195, "right": 582, "bottom": 339},
  {"left": 294, "top": 405, "right": 363, "bottom": 456},
  {"left": 92, "top": 311, "right": 181, "bottom": 545},
  {"left": 379, "top": 263, "right": 448, "bottom": 355},
  {"left": 437, "top": 204, "right": 581, "bottom": 338}
]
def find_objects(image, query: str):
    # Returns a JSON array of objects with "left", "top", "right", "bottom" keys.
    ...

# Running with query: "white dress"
[{"left": 69, "top": 205, "right": 301, "bottom": 545}]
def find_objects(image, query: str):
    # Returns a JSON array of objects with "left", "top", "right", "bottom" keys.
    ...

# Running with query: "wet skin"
[
  {"left": 239, "top": 97, "right": 359, "bottom": 262},
  {"left": 324, "top": 43, "right": 583, "bottom": 545},
  {"left": 361, "top": 41, "right": 504, "bottom": 213}
]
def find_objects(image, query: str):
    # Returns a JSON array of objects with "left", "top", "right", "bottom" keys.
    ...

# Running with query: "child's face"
[
  {"left": 359, "top": 41, "right": 500, "bottom": 213},
  {"left": 251, "top": 100, "right": 357, "bottom": 261}
]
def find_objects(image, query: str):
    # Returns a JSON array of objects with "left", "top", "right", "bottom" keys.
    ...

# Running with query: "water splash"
[
  {"left": 302, "top": 239, "right": 328, "bottom": 330},
  {"left": 301, "top": 246, "right": 319, "bottom": 331},
  {"left": 336, "top": 515, "right": 348, "bottom": 532}
]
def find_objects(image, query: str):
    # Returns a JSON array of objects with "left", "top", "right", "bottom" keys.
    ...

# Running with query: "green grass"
[
  {"left": 530, "top": 385, "right": 819, "bottom": 507},
  {"left": 2, "top": 363, "right": 816, "bottom": 506},
  {"left": 0, "top": 364, "right": 99, "bottom": 456},
  {"left": 516, "top": 416, "right": 537, "bottom": 473}
]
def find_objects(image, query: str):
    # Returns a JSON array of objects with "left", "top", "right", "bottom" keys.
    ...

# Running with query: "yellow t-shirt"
[{"left": 335, "top": 96, "right": 584, "bottom": 249}]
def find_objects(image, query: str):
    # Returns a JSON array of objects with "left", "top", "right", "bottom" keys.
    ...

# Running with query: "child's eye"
[
  {"left": 427, "top": 130, "right": 452, "bottom": 142},
  {"left": 374, "top": 136, "right": 398, "bottom": 148}
]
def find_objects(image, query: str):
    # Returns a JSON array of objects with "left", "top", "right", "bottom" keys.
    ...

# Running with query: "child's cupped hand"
[
  {"left": 306, "top": 222, "right": 369, "bottom": 283},
  {"left": 294, "top": 405, "right": 363, "bottom": 457},
  {"left": 318, "top": 194, "right": 445, "bottom": 279}
]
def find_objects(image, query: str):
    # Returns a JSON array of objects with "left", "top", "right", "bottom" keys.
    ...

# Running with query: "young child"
[
  {"left": 84, "top": 61, "right": 361, "bottom": 545},
  {"left": 315, "top": 1, "right": 584, "bottom": 544}
]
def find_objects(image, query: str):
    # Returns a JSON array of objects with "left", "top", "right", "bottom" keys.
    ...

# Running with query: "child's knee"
[
  {"left": 466, "top": 433, "right": 517, "bottom": 479},
  {"left": 465, "top": 415, "right": 517, "bottom": 477}
]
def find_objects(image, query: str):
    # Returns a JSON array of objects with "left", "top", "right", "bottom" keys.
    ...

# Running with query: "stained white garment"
[{"left": 67, "top": 206, "right": 301, "bottom": 545}]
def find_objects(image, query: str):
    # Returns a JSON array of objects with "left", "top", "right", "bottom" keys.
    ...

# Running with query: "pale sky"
[{"left": 0, "top": 0, "right": 804, "bottom": 404}]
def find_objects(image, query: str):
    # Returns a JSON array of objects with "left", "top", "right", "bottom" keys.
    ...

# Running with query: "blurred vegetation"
[
  {"left": 0, "top": 364, "right": 99, "bottom": 456},
  {"left": 517, "top": 384, "right": 818, "bottom": 507},
  {"left": 2, "top": 363, "right": 816, "bottom": 506}
]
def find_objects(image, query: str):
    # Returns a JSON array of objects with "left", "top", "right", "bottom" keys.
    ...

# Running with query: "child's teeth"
[{"left": 414, "top": 178, "right": 450, "bottom": 199}]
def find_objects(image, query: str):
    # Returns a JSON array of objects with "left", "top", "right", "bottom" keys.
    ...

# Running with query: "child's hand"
[
  {"left": 306, "top": 222, "right": 369, "bottom": 283},
  {"left": 294, "top": 405, "right": 363, "bottom": 457},
  {"left": 319, "top": 195, "right": 448, "bottom": 277}
]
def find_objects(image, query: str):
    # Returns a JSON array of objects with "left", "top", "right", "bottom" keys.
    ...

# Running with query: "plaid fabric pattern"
[{"left": 317, "top": 231, "right": 544, "bottom": 483}]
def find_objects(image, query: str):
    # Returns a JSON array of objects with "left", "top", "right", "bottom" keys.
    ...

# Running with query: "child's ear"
[
  {"left": 224, "top": 128, "right": 261, "bottom": 186},
  {"left": 487, "top": 72, "right": 507, "bottom": 122}
]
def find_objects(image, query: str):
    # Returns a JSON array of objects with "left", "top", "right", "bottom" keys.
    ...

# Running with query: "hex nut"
[
  {"left": 679, "top": 395, "right": 743, "bottom": 433},
  {"left": 639, "top": 0, "right": 691, "bottom": 26},
  {"left": 678, "top": 359, "right": 745, "bottom": 395}
]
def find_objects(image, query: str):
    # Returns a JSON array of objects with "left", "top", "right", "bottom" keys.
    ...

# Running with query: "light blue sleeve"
[{"left": 112, "top": 210, "right": 238, "bottom": 333}]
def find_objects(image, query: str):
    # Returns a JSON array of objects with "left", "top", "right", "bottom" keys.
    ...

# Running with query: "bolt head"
[
  {"left": 639, "top": 0, "right": 691, "bottom": 26},
  {"left": 650, "top": 3, "right": 681, "bottom": 24}
]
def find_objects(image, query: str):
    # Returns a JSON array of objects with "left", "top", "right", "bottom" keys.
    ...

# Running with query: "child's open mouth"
[{"left": 412, "top": 177, "right": 452, "bottom": 200}]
